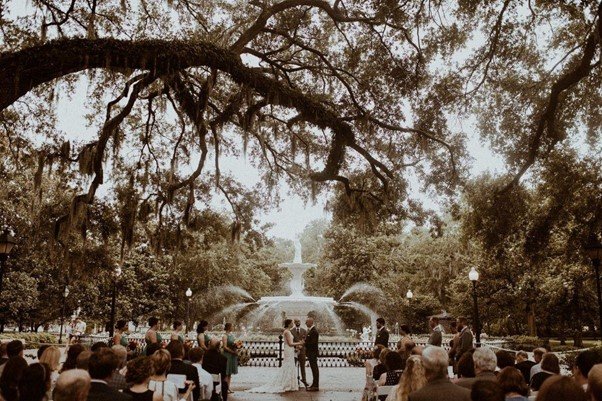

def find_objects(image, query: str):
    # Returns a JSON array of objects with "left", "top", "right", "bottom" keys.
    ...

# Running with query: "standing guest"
[
  {"left": 408, "top": 346, "right": 470, "bottom": 401},
  {"left": 448, "top": 322, "right": 460, "bottom": 364},
  {"left": 497, "top": 367, "right": 529, "bottom": 401},
  {"left": 529, "top": 348, "right": 547, "bottom": 381},
  {"left": 62, "top": 345, "right": 87, "bottom": 373},
  {"left": 145, "top": 318, "right": 163, "bottom": 346},
  {"left": 188, "top": 348, "right": 214, "bottom": 400},
  {"left": 496, "top": 351, "right": 515, "bottom": 371},
  {"left": 40, "top": 346, "right": 62, "bottom": 395},
  {"left": 148, "top": 349, "right": 179, "bottom": 401},
  {"left": 170, "top": 322, "right": 184, "bottom": 343},
  {"left": 427, "top": 317, "right": 443, "bottom": 347},
  {"left": 87, "top": 348, "right": 132, "bottom": 401},
  {"left": 108, "top": 346, "right": 128, "bottom": 391},
  {"left": 221, "top": 323, "right": 238, "bottom": 393},
  {"left": 366, "top": 345, "right": 385, "bottom": 378},
  {"left": 457, "top": 348, "right": 497, "bottom": 389},
  {"left": 375, "top": 318, "right": 390, "bottom": 348},
  {"left": 373, "top": 349, "right": 390, "bottom": 381},
  {"left": 19, "top": 363, "right": 51, "bottom": 401},
  {"left": 202, "top": 339, "right": 228, "bottom": 401},
  {"left": 0, "top": 355, "right": 28, "bottom": 401},
  {"left": 0, "top": 340, "right": 24, "bottom": 377},
  {"left": 455, "top": 350, "right": 476, "bottom": 380},
  {"left": 113, "top": 321, "right": 129, "bottom": 348},
  {"left": 124, "top": 357, "right": 162, "bottom": 401},
  {"left": 378, "top": 351, "right": 405, "bottom": 386},
  {"left": 166, "top": 341, "right": 200, "bottom": 401},
  {"left": 530, "top": 353, "right": 559, "bottom": 391},
  {"left": 54, "top": 369, "right": 91, "bottom": 401},
  {"left": 471, "top": 381, "right": 504, "bottom": 401},
  {"left": 76, "top": 351, "right": 93, "bottom": 371},
  {"left": 196, "top": 321, "right": 210, "bottom": 351},
  {"left": 291, "top": 319, "right": 308, "bottom": 387},
  {"left": 535, "top": 375, "right": 586, "bottom": 401},
  {"left": 455, "top": 317, "right": 474, "bottom": 365},
  {"left": 514, "top": 351, "right": 535, "bottom": 384},
  {"left": 588, "top": 364, "right": 602, "bottom": 401},
  {"left": 573, "top": 349, "right": 601, "bottom": 391},
  {"left": 386, "top": 355, "right": 427, "bottom": 401}
]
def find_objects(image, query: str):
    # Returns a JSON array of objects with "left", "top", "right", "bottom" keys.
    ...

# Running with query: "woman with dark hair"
[
  {"left": 125, "top": 356, "right": 163, "bottom": 401},
  {"left": 196, "top": 320, "right": 210, "bottom": 351},
  {"left": 170, "top": 321, "right": 184, "bottom": 343},
  {"left": 114, "top": 320, "right": 129, "bottom": 347},
  {"left": 498, "top": 367, "right": 529, "bottom": 401},
  {"left": 60, "top": 343, "right": 86, "bottom": 372},
  {"left": 530, "top": 353, "right": 560, "bottom": 391},
  {"left": 0, "top": 356, "right": 28, "bottom": 401},
  {"left": 19, "top": 363, "right": 51, "bottom": 401},
  {"left": 145, "top": 317, "right": 163, "bottom": 346},
  {"left": 535, "top": 375, "right": 586, "bottom": 401},
  {"left": 378, "top": 351, "right": 404, "bottom": 386},
  {"left": 222, "top": 323, "right": 238, "bottom": 392},
  {"left": 455, "top": 349, "right": 476, "bottom": 380}
]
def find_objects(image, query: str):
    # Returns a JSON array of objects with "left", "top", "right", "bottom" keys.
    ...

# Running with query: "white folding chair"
[
  {"left": 377, "top": 385, "right": 395, "bottom": 398},
  {"left": 211, "top": 373, "right": 222, "bottom": 394}
]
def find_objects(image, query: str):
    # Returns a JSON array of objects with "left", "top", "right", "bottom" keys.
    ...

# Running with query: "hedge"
[{"left": 0, "top": 333, "right": 58, "bottom": 349}]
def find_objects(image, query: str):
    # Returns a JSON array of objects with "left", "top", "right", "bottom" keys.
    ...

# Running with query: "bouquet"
[{"left": 234, "top": 339, "right": 244, "bottom": 350}]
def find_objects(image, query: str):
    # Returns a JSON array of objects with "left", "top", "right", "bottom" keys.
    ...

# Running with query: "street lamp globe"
[
  {"left": 186, "top": 288, "right": 192, "bottom": 298},
  {"left": 469, "top": 267, "right": 479, "bottom": 282},
  {"left": 406, "top": 289, "right": 413, "bottom": 299}
]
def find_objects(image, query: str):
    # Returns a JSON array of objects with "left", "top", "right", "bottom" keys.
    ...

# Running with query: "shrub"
[{"left": 0, "top": 333, "right": 58, "bottom": 349}]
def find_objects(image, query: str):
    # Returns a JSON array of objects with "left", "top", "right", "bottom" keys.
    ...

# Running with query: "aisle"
[{"left": 229, "top": 366, "right": 365, "bottom": 400}]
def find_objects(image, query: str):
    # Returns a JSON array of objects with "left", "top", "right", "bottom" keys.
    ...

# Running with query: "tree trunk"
[{"left": 527, "top": 303, "right": 537, "bottom": 336}]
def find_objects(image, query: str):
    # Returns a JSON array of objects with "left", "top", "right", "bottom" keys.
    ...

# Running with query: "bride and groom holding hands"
[{"left": 248, "top": 317, "right": 320, "bottom": 393}]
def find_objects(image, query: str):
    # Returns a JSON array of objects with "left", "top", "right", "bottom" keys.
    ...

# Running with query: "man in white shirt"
[
  {"left": 189, "top": 347, "right": 214, "bottom": 399},
  {"left": 529, "top": 348, "right": 546, "bottom": 380},
  {"left": 573, "top": 349, "right": 601, "bottom": 391}
]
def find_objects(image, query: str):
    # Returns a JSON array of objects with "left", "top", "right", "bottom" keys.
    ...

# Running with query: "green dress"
[
  {"left": 223, "top": 334, "right": 238, "bottom": 375},
  {"left": 197, "top": 333, "right": 211, "bottom": 348},
  {"left": 120, "top": 334, "right": 128, "bottom": 347},
  {"left": 146, "top": 330, "right": 163, "bottom": 344}
]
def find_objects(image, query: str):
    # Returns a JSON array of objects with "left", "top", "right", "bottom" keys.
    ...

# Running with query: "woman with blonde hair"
[
  {"left": 386, "top": 355, "right": 427, "bottom": 401},
  {"left": 39, "top": 346, "right": 61, "bottom": 395}
]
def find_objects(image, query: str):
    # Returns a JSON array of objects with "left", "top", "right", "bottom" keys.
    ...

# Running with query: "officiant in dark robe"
[{"left": 305, "top": 317, "right": 319, "bottom": 391}]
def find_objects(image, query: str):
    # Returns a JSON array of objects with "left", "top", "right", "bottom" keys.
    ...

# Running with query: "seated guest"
[
  {"left": 145, "top": 343, "right": 162, "bottom": 357},
  {"left": 87, "top": 348, "right": 132, "bottom": 401},
  {"left": 514, "top": 351, "right": 535, "bottom": 384},
  {"left": 37, "top": 345, "right": 50, "bottom": 361},
  {"left": 457, "top": 348, "right": 497, "bottom": 389},
  {"left": 367, "top": 345, "right": 385, "bottom": 377},
  {"left": 535, "top": 375, "right": 586, "bottom": 401},
  {"left": 529, "top": 348, "right": 547, "bottom": 381},
  {"left": 108, "top": 345, "right": 128, "bottom": 391},
  {"left": 408, "top": 346, "right": 470, "bottom": 401},
  {"left": 91, "top": 343, "right": 109, "bottom": 353},
  {"left": 374, "top": 349, "right": 391, "bottom": 381},
  {"left": 148, "top": 350, "right": 184, "bottom": 401},
  {"left": 77, "top": 351, "right": 93, "bottom": 370},
  {"left": 19, "top": 363, "right": 51, "bottom": 401},
  {"left": 202, "top": 339, "right": 229, "bottom": 401},
  {"left": 188, "top": 348, "right": 214, "bottom": 400},
  {"left": 0, "top": 354, "right": 28, "bottom": 401},
  {"left": 588, "top": 364, "right": 602, "bottom": 401},
  {"left": 0, "top": 340, "right": 25, "bottom": 377},
  {"left": 124, "top": 357, "right": 162, "bottom": 401},
  {"left": 455, "top": 350, "right": 476, "bottom": 380},
  {"left": 410, "top": 346, "right": 423, "bottom": 356},
  {"left": 530, "top": 353, "right": 560, "bottom": 391},
  {"left": 496, "top": 351, "right": 515, "bottom": 371},
  {"left": 497, "top": 367, "right": 529, "bottom": 401},
  {"left": 386, "top": 355, "right": 427, "bottom": 401},
  {"left": 54, "top": 369, "right": 91, "bottom": 401},
  {"left": 471, "top": 381, "right": 504, "bottom": 401},
  {"left": 166, "top": 341, "right": 200, "bottom": 401},
  {"left": 397, "top": 325, "right": 412, "bottom": 351},
  {"left": 573, "top": 349, "right": 601, "bottom": 391},
  {"left": 40, "top": 346, "right": 62, "bottom": 394},
  {"left": 379, "top": 351, "right": 405, "bottom": 386},
  {"left": 62, "top": 344, "right": 87, "bottom": 373}
]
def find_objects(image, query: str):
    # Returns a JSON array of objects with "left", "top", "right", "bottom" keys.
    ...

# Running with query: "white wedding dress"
[{"left": 247, "top": 329, "right": 299, "bottom": 393}]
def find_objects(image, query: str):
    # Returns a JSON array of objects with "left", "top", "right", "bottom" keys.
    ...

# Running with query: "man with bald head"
[
  {"left": 54, "top": 369, "right": 91, "bottom": 401},
  {"left": 305, "top": 317, "right": 320, "bottom": 391},
  {"left": 202, "top": 339, "right": 229, "bottom": 401}
]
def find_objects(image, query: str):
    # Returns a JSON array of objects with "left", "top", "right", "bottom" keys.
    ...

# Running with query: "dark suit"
[
  {"left": 305, "top": 326, "right": 319, "bottom": 388},
  {"left": 516, "top": 360, "right": 536, "bottom": 383},
  {"left": 408, "top": 378, "right": 471, "bottom": 401},
  {"left": 203, "top": 349, "right": 229, "bottom": 401},
  {"left": 292, "top": 326, "right": 307, "bottom": 383},
  {"left": 87, "top": 381, "right": 132, "bottom": 401},
  {"left": 456, "top": 371, "right": 497, "bottom": 389},
  {"left": 169, "top": 359, "right": 200, "bottom": 401},
  {"left": 455, "top": 327, "right": 473, "bottom": 363},
  {"left": 374, "top": 327, "right": 389, "bottom": 348}
]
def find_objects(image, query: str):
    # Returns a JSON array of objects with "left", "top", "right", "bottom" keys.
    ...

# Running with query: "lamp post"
[
  {"left": 0, "top": 230, "right": 17, "bottom": 297},
  {"left": 186, "top": 287, "right": 192, "bottom": 338},
  {"left": 585, "top": 235, "right": 602, "bottom": 338},
  {"left": 109, "top": 265, "right": 122, "bottom": 338},
  {"left": 59, "top": 286, "right": 69, "bottom": 344},
  {"left": 469, "top": 267, "right": 481, "bottom": 347}
]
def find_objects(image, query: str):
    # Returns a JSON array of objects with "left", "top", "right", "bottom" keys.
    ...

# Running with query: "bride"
[{"left": 247, "top": 319, "right": 304, "bottom": 393}]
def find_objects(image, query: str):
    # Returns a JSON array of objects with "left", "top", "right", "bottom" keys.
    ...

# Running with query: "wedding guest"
[
  {"left": 145, "top": 318, "right": 163, "bottom": 346},
  {"left": 19, "top": 363, "right": 51, "bottom": 401},
  {"left": 0, "top": 356, "right": 29, "bottom": 401},
  {"left": 54, "top": 369, "right": 91, "bottom": 401},
  {"left": 113, "top": 321, "right": 129, "bottom": 348},
  {"left": 87, "top": 348, "right": 132, "bottom": 401},
  {"left": 497, "top": 367, "right": 529, "bottom": 401},
  {"left": 0, "top": 339, "right": 25, "bottom": 377},
  {"left": 456, "top": 317, "right": 474, "bottom": 365},
  {"left": 221, "top": 323, "right": 238, "bottom": 393},
  {"left": 496, "top": 350, "right": 515, "bottom": 371},
  {"left": 366, "top": 345, "right": 385, "bottom": 377},
  {"left": 448, "top": 322, "right": 460, "bottom": 363},
  {"left": 514, "top": 351, "right": 535, "bottom": 384},
  {"left": 202, "top": 339, "right": 228, "bottom": 401},
  {"left": 407, "top": 346, "right": 470, "bottom": 401},
  {"left": 166, "top": 341, "right": 200, "bottom": 401},
  {"left": 455, "top": 350, "right": 476, "bottom": 380},
  {"left": 40, "top": 346, "right": 62, "bottom": 395},
  {"left": 535, "top": 375, "right": 586, "bottom": 401},
  {"left": 457, "top": 348, "right": 497, "bottom": 389},
  {"left": 107, "top": 346, "right": 128, "bottom": 391},
  {"left": 189, "top": 348, "right": 214, "bottom": 400},
  {"left": 124, "top": 357, "right": 162, "bottom": 401},
  {"left": 148, "top": 349, "right": 179, "bottom": 401},
  {"left": 572, "top": 349, "right": 601, "bottom": 391},
  {"left": 375, "top": 318, "right": 390, "bottom": 348},
  {"left": 379, "top": 351, "right": 404, "bottom": 386},
  {"left": 145, "top": 344, "right": 162, "bottom": 357},
  {"left": 170, "top": 322, "right": 184, "bottom": 343},
  {"left": 386, "top": 355, "right": 427, "bottom": 401},
  {"left": 470, "top": 381, "right": 504, "bottom": 401},
  {"left": 589, "top": 364, "right": 602, "bottom": 401},
  {"left": 530, "top": 353, "right": 559, "bottom": 391},
  {"left": 196, "top": 321, "right": 210, "bottom": 351},
  {"left": 62, "top": 344, "right": 87, "bottom": 373},
  {"left": 91, "top": 343, "right": 108, "bottom": 353},
  {"left": 529, "top": 348, "right": 547, "bottom": 381},
  {"left": 427, "top": 317, "right": 443, "bottom": 347},
  {"left": 398, "top": 325, "right": 412, "bottom": 351},
  {"left": 76, "top": 351, "right": 93, "bottom": 371},
  {"left": 373, "top": 348, "right": 390, "bottom": 381},
  {"left": 37, "top": 345, "right": 50, "bottom": 361}
]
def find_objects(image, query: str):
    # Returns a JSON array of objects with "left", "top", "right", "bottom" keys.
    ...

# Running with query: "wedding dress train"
[{"left": 247, "top": 330, "right": 299, "bottom": 393}]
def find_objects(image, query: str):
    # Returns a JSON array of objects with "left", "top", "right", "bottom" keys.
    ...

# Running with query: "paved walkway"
[{"left": 229, "top": 366, "right": 364, "bottom": 401}]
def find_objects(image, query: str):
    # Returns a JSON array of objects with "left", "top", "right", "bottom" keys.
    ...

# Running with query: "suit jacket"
[
  {"left": 515, "top": 360, "right": 536, "bottom": 383},
  {"left": 455, "top": 371, "right": 497, "bottom": 389},
  {"left": 305, "top": 326, "right": 319, "bottom": 357},
  {"left": 292, "top": 327, "right": 307, "bottom": 356},
  {"left": 169, "top": 359, "right": 200, "bottom": 401},
  {"left": 455, "top": 327, "right": 473, "bottom": 361},
  {"left": 87, "top": 381, "right": 132, "bottom": 401},
  {"left": 374, "top": 327, "right": 389, "bottom": 348},
  {"left": 408, "top": 378, "right": 471, "bottom": 401},
  {"left": 202, "top": 349, "right": 228, "bottom": 377},
  {"left": 428, "top": 327, "right": 443, "bottom": 347}
]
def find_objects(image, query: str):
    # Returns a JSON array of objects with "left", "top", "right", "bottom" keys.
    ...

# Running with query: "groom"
[{"left": 305, "top": 317, "right": 319, "bottom": 391}]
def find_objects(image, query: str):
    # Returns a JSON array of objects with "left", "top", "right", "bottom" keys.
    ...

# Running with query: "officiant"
[{"left": 292, "top": 319, "right": 308, "bottom": 387}]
